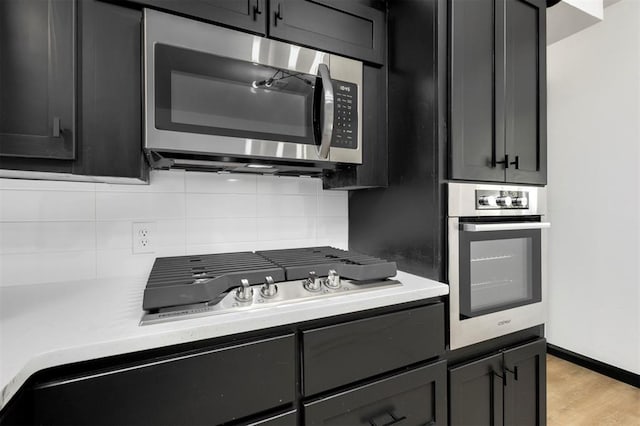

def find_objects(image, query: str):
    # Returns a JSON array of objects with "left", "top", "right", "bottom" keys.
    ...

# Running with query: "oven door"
[
  {"left": 448, "top": 218, "right": 550, "bottom": 349},
  {"left": 144, "top": 9, "right": 362, "bottom": 165}
]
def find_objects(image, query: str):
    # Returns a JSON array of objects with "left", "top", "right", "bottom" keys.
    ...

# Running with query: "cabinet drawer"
[
  {"left": 302, "top": 303, "right": 444, "bottom": 396},
  {"left": 304, "top": 360, "right": 448, "bottom": 426},
  {"left": 34, "top": 334, "right": 295, "bottom": 426}
]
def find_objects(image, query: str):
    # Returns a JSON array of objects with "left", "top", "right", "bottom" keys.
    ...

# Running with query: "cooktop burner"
[{"left": 141, "top": 247, "right": 399, "bottom": 325}]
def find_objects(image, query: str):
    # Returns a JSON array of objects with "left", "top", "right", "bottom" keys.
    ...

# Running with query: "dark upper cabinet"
[
  {"left": 268, "top": 0, "right": 385, "bottom": 64},
  {"left": 0, "top": 0, "right": 147, "bottom": 182},
  {"left": 450, "top": 0, "right": 546, "bottom": 185},
  {"left": 127, "top": 0, "right": 267, "bottom": 35},
  {"left": 448, "top": 338, "right": 546, "bottom": 426},
  {"left": 0, "top": 0, "right": 76, "bottom": 160}
]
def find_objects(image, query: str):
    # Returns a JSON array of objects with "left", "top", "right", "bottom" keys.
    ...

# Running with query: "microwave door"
[{"left": 313, "top": 63, "right": 335, "bottom": 160}]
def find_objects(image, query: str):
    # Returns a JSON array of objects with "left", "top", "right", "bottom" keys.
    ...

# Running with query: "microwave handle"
[
  {"left": 316, "top": 63, "right": 334, "bottom": 160},
  {"left": 462, "top": 222, "right": 551, "bottom": 232}
]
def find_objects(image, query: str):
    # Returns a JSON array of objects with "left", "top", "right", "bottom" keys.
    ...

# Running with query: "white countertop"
[{"left": 0, "top": 271, "right": 448, "bottom": 410}]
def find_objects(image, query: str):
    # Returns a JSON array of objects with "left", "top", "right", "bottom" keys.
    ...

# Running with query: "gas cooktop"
[{"left": 141, "top": 247, "right": 400, "bottom": 325}]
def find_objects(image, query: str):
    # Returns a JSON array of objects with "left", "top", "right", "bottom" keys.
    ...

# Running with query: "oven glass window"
[
  {"left": 470, "top": 237, "right": 532, "bottom": 311},
  {"left": 155, "top": 44, "right": 316, "bottom": 145},
  {"left": 460, "top": 228, "right": 541, "bottom": 318}
]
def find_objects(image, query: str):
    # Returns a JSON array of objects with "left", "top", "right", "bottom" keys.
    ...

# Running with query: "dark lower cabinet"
[
  {"left": 305, "top": 361, "right": 448, "bottom": 426},
  {"left": 33, "top": 334, "right": 296, "bottom": 425},
  {"left": 448, "top": 338, "right": 546, "bottom": 426}
]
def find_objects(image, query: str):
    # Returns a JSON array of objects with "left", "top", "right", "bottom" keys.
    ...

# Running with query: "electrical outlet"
[{"left": 132, "top": 222, "right": 156, "bottom": 254}]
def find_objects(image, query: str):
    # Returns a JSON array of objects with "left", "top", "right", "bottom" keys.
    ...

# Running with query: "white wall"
[
  {"left": 0, "top": 171, "right": 348, "bottom": 287},
  {"left": 547, "top": 0, "right": 640, "bottom": 374}
]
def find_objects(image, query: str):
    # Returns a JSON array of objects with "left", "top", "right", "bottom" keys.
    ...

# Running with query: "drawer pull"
[{"left": 368, "top": 412, "right": 407, "bottom": 426}]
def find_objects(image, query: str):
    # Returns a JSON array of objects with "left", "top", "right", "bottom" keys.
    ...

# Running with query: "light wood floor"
[{"left": 547, "top": 355, "right": 640, "bottom": 425}]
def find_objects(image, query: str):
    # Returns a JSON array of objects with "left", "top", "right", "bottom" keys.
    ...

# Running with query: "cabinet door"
[
  {"left": 449, "top": 353, "right": 504, "bottom": 426},
  {"left": 503, "top": 338, "right": 546, "bottom": 426},
  {"left": 504, "top": 0, "right": 546, "bottom": 185},
  {"left": 0, "top": 0, "right": 75, "bottom": 160},
  {"left": 305, "top": 361, "right": 447, "bottom": 426},
  {"left": 33, "top": 334, "right": 295, "bottom": 426},
  {"left": 450, "top": 0, "right": 505, "bottom": 182},
  {"left": 269, "top": 0, "right": 385, "bottom": 64},
  {"left": 131, "top": 0, "right": 267, "bottom": 35}
]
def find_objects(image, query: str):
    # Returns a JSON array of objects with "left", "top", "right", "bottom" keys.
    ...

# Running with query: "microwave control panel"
[
  {"left": 476, "top": 189, "right": 529, "bottom": 209},
  {"left": 331, "top": 80, "right": 358, "bottom": 149}
]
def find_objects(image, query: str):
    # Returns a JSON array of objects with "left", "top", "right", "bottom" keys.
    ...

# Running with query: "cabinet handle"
[
  {"left": 274, "top": 2, "right": 283, "bottom": 24},
  {"left": 252, "top": 0, "right": 262, "bottom": 20},
  {"left": 368, "top": 412, "right": 407, "bottom": 426},
  {"left": 505, "top": 365, "right": 519, "bottom": 381},
  {"left": 494, "top": 154, "right": 509, "bottom": 169},
  {"left": 52, "top": 117, "right": 61, "bottom": 138},
  {"left": 510, "top": 155, "right": 520, "bottom": 170}
]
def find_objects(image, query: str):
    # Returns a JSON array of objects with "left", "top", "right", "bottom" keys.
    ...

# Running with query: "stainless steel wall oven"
[
  {"left": 143, "top": 9, "right": 363, "bottom": 172},
  {"left": 448, "top": 183, "right": 549, "bottom": 349}
]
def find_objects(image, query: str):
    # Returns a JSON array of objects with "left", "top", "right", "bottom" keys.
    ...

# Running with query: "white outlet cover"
[{"left": 132, "top": 222, "right": 157, "bottom": 254}]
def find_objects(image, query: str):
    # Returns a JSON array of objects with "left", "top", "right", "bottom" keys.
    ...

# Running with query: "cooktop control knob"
[
  {"left": 260, "top": 276, "right": 278, "bottom": 298},
  {"left": 512, "top": 196, "right": 529, "bottom": 208},
  {"left": 304, "top": 271, "right": 323, "bottom": 292},
  {"left": 235, "top": 279, "right": 254, "bottom": 302},
  {"left": 496, "top": 196, "right": 512, "bottom": 207},
  {"left": 479, "top": 196, "right": 497, "bottom": 207},
  {"left": 324, "top": 269, "right": 341, "bottom": 289}
]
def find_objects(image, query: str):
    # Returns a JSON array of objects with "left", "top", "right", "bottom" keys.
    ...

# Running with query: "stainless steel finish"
[
  {"left": 513, "top": 197, "right": 529, "bottom": 208},
  {"left": 141, "top": 278, "right": 402, "bottom": 325},
  {"left": 447, "top": 182, "right": 549, "bottom": 350},
  {"left": 317, "top": 63, "right": 334, "bottom": 160},
  {"left": 144, "top": 9, "right": 363, "bottom": 165},
  {"left": 303, "top": 271, "right": 323, "bottom": 292},
  {"left": 462, "top": 222, "right": 551, "bottom": 232},
  {"left": 235, "top": 279, "right": 254, "bottom": 302},
  {"left": 449, "top": 182, "right": 547, "bottom": 217},
  {"left": 260, "top": 276, "right": 278, "bottom": 298},
  {"left": 325, "top": 269, "right": 341, "bottom": 289},
  {"left": 496, "top": 196, "right": 512, "bottom": 207}
]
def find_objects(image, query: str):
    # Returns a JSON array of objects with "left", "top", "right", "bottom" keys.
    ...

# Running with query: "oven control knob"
[
  {"left": 260, "top": 276, "right": 278, "bottom": 298},
  {"left": 235, "top": 279, "right": 254, "bottom": 302},
  {"left": 324, "top": 269, "right": 341, "bottom": 289},
  {"left": 496, "top": 196, "right": 513, "bottom": 207},
  {"left": 512, "top": 197, "right": 529, "bottom": 208},
  {"left": 303, "top": 271, "right": 323, "bottom": 292},
  {"left": 479, "top": 196, "right": 497, "bottom": 207}
]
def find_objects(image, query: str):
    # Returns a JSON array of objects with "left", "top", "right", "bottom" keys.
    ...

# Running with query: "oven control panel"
[
  {"left": 331, "top": 80, "right": 358, "bottom": 149},
  {"left": 476, "top": 189, "right": 529, "bottom": 210}
]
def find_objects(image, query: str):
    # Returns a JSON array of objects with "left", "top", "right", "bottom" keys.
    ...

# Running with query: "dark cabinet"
[
  {"left": 303, "top": 303, "right": 444, "bottom": 395},
  {"left": 126, "top": 0, "right": 267, "bottom": 35},
  {"left": 450, "top": 0, "right": 546, "bottom": 185},
  {"left": 449, "top": 338, "right": 546, "bottom": 426},
  {"left": 33, "top": 334, "right": 296, "bottom": 425},
  {"left": 268, "top": 0, "right": 385, "bottom": 64},
  {"left": 0, "top": 0, "right": 147, "bottom": 182},
  {"left": 0, "top": 0, "right": 76, "bottom": 160},
  {"left": 305, "top": 361, "right": 448, "bottom": 426}
]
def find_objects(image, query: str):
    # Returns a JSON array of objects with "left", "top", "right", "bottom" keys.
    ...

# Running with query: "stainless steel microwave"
[{"left": 143, "top": 9, "right": 363, "bottom": 172}]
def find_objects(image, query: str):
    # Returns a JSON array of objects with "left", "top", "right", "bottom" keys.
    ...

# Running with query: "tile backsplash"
[{"left": 0, "top": 171, "right": 348, "bottom": 287}]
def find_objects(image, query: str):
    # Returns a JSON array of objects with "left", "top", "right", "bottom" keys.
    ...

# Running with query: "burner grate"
[
  {"left": 143, "top": 252, "right": 284, "bottom": 310},
  {"left": 257, "top": 246, "right": 397, "bottom": 281}
]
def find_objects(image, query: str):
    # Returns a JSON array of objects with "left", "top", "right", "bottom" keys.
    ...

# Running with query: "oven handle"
[
  {"left": 316, "top": 63, "right": 334, "bottom": 160},
  {"left": 461, "top": 222, "right": 551, "bottom": 232}
]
